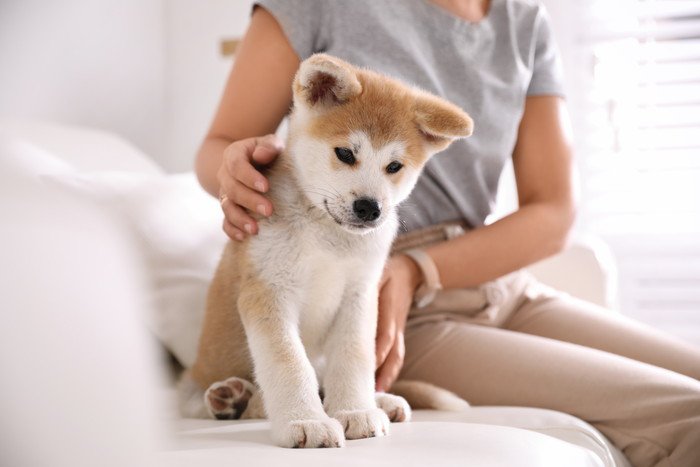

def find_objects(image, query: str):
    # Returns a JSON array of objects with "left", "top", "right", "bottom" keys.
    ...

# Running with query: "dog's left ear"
[
  {"left": 293, "top": 54, "right": 362, "bottom": 110},
  {"left": 413, "top": 91, "right": 474, "bottom": 151}
]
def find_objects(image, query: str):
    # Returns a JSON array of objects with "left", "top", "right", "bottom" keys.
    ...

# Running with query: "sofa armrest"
[{"left": 526, "top": 235, "right": 618, "bottom": 310}]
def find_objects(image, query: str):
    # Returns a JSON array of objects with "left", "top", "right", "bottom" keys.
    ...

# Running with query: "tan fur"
[
  {"left": 306, "top": 67, "right": 473, "bottom": 171},
  {"left": 189, "top": 241, "right": 253, "bottom": 389}
]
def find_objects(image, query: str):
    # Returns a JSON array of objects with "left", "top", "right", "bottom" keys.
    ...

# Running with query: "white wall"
[
  {"left": 163, "top": 0, "right": 254, "bottom": 172},
  {"left": 0, "top": 0, "right": 167, "bottom": 161},
  {"left": 0, "top": 0, "right": 256, "bottom": 172}
]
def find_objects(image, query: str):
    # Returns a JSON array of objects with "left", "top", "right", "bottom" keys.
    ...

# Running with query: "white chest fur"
[{"left": 247, "top": 207, "right": 395, "bottom": 360}]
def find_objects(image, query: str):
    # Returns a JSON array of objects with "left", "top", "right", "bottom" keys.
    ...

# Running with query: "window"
[
  {"left": 557, "top": 0, "right": 700, "bottom": 344},
  {"left": 582, "top": 0, "right": 700, "bottom": 235}
]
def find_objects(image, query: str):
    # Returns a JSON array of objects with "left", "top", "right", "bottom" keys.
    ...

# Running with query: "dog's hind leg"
[
  {"left": 240, "top": 389, "right": 266, "bottom": 419},
  {"left": 204, "top": 376, "right": 258, "bottom": 420}
]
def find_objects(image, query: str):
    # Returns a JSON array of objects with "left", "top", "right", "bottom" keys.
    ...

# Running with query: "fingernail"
[
  {"left": 254, "top": 181, "right": 265, "bottom": 192},
  {"left": 244, "top": 224, "right": 253, "bottom": 234},
  {"left": 257, "top": 204, "right": 268, "bottom": 216}
]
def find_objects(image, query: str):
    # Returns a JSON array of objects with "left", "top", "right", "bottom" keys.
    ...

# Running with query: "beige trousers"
[{"left": 400, "top": 270, "right": 700, "bottom": 467}]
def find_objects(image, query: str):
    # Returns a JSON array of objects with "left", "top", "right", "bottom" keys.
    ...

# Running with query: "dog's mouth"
[{"left": 323, "top": 199, "right": 377, "bottom": 232}]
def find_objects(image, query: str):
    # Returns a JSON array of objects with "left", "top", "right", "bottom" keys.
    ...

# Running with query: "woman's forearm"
[
  {"left": 425, "top": 200, "right": 575, "bottom": 289},
  {"left": 423, "top": 96, "right": 577, "bottom": 289},
  {"left": 193, "top": 6, "right": 299, "bottom": 199}
]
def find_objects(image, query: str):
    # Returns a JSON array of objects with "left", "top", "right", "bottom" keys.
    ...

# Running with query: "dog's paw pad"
[
  {"left": 375, "top": 392, "right": 412, "bottom": 423},
  {"left": 275, "top": 417, "right": 345, "bottom": 448},
  {"left": 204, "top": 376, "right": 255, "bottom": 420},
  {"left": 334, "top": 408, "right": 390, "bottom": 440}
]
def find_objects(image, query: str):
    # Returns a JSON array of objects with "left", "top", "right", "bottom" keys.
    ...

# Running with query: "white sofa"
[{"left": 0, "top": 120, "right": 630, "bottom": 467}]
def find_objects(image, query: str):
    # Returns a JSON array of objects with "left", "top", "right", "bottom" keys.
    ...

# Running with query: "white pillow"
[
  {"left": 0, "top": 118, "right": 164, "bottom": 175},
  {"left": 47, "top": 170, "right": 227, "bottom": 367},
  {"left": 0, "top": 138, "right": 75, "bottom": 180}
]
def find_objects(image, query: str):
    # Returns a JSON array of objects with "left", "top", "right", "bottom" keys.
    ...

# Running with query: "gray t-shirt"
[{"left": 256, "top": 0, "right": 565, "bottom": 232}]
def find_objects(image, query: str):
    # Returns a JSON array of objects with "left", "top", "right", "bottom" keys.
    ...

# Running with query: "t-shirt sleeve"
[
  {"left": 526, "top": 6, "right": 565, "bottom": 97},
  {"left": 253, "top": 0, "right": 328, "bottom": 60}
]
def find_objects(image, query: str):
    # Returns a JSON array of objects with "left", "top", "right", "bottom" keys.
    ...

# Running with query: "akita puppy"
[{"left": 178, "top": 54, "right": 473, "bottom": 448}]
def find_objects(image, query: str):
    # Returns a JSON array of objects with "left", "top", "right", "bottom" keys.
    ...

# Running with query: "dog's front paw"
[
  {"left": 333, "top": 408, "right": 390, "bottom": 440},
  {"left": 375, "top": 392, "right": 412, "bottom": 422},
  {"left": 274, "top": 417, "right": 345, "bottom": 448},
  {"left": 204, "top": 376, "right": 255, "bottom": 420}
]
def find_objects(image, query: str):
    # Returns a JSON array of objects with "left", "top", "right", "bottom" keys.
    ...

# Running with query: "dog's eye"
[
  {"left": 385, "top": 161, "right": 403, "bottom": 174},
  {"left": 334, "top": 147, "right": 356, "bottom": 166}
]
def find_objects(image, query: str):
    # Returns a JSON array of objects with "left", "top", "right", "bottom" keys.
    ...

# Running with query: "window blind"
[
  {"left": 576, "top": 0, "right": 700, "bottom": 345},
  {"left": 581, "top": 0, "right": 700, "bottom": 234}
]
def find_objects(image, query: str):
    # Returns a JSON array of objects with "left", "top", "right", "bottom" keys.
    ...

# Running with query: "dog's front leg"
[
  {"left": 322, "top": 287, "right": 392, "bottom": 439},
  {"left": 239, "top": 285, "right": 345, "bottom": 448}
]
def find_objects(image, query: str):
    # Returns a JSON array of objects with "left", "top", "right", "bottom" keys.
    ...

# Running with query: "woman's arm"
[
  {"left": 424, "top": 95, "right": 577, "bottom": 288},
  {"left": 375, "top": 95, "right": 577, "bottom": 390},
  {"left": 195, "top": 6, "right": 299, "bottom": 239}
]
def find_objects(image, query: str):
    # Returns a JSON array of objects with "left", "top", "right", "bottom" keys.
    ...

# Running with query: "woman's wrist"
[
  {"left": 394, "top": 253, "right": 424, "bottom": 292},
  {"left": 195, "top": 136, "right": 232, "bottom": 197}
]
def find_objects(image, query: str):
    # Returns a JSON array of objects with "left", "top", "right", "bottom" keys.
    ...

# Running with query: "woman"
[{"left": 195, "top": 1, "right": 700, "bottom": 465}]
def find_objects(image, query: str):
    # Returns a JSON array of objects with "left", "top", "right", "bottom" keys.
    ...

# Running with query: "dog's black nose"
[{"left": 353, "top": 198, "right": 381, "bottom": 222}]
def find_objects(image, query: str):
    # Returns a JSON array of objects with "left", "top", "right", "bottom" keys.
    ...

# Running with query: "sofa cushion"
[{"left": 162, "top": 409, "right": 630, "bottom": 467}]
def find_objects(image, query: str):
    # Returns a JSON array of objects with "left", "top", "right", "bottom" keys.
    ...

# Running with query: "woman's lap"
[
  {"left": 503, "top": 289, "right": 700, "bottom": 381},
  {"left": 400, "top": 282, "right": 700, "bottom": 467}
]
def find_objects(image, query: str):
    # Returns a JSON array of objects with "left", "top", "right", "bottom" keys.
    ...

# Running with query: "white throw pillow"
[
  {"left": 47, "top": 170, "right": 227, "bottom": 367},
  {"left": 0, "top": 118, "right": 164, "bottom": 175},
  {"left": 1, "top": 122, "right": 219, "bottom": 367},
  {"left": 0, "top": 138, "right": 75, "bottom": 180}
]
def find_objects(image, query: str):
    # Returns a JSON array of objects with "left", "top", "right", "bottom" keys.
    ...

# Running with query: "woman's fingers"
[
  {"left": 218, "top": 134, "right": 283, "bottom": 241},
  {"left": 228, "top": 179, "right": 273, "bottom": 217},
  {"left": 376, "top": 280, "right": 396, "bottom": 367},
  {"left": 231, "top": 153, "right": 269, "bottom": 193},
  {"left": 375, "top": 323, "right": 395, "bottom": 369},
  {"left": 375, "top": 332, "right": 406, "bottom": 392},
  {"left": 222, "top": 218, "right": 245, "bottom": 242},
  {"left": 220, "top": 196, "right": 259, "bottom": 236},
  {"left": 251, "top": 134, "right": 284, "bottom": 166}
]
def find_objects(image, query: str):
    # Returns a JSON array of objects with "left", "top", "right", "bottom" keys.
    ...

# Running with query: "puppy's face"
[{"left": 288, "top": 54, "right": 473, "bottom": 234}]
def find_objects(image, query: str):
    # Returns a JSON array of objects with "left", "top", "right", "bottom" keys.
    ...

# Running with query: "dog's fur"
[{"left": 178, "top": 54, "right": 473, "bottom": 448}]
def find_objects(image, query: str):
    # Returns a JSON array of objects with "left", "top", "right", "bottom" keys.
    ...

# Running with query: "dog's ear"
[
  {"left": 293, "top": 54, "right": 362, "bottom": 109},
  {"left": 413, "top": 91, "right": 474, "bottom": 151}
]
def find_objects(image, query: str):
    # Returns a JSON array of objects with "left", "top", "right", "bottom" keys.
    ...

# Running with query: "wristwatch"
[{"left": 403, "top": 248, "right": 442, "bottom": 308}]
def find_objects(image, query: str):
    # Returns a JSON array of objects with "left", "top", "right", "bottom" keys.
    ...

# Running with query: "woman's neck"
[{"left": 429, "top": 0, "right": 491, "bottom": 22}]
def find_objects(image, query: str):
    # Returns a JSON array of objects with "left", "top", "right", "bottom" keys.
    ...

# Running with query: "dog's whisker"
[{"left": 307, "top": 185, "right": 343, "bottom": 199}]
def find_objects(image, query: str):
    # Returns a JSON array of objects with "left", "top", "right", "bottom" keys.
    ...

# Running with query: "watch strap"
[{"left": 403, "top": 248, "right": 443, "bottom": 308}]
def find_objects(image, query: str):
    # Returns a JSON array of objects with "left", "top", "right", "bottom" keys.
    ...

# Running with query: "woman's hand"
[
  {"left": 375, "top": 254, "right": 423, "bottom": 392},
  {"left": 218, "top": 135, "right": 284, "bottom": 241}
]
